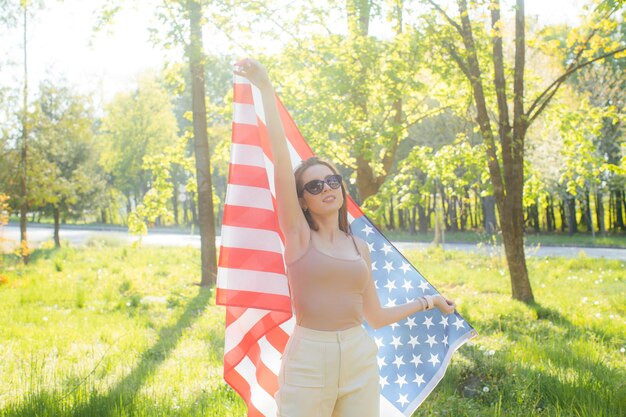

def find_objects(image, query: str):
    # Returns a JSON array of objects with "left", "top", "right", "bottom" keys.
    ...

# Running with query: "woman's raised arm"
[{"left": 234, "top": 59, "right": 308, "bottom": 251}]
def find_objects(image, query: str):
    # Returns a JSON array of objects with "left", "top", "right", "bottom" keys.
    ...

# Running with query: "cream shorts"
[{"left": 274, "top": 324, "right": 379, "bottom": 417}]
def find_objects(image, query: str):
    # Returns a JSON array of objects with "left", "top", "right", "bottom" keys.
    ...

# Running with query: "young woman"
[{"left": 234, "top": 58, "right": 456, "bottom": 417}]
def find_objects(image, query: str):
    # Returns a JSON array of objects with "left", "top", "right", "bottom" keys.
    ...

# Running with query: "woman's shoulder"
[{"left": 350, "top": 234, "right": 371, "bottom": 255}]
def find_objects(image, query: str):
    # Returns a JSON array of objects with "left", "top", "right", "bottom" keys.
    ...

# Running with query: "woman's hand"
[
  {"left": 233, "top": 58, "right": 272, "bottom": 90},
  {"left": 434, "top": 295, "right": 456, "bottom": 315}
]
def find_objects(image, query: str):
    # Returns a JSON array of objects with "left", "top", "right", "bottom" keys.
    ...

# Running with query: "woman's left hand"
[
  {"left": 233, "top": 58, "right": 272, "bottom": 90},
  {"left": 434, "top": 295, "right": 456, "bottom": 314}
]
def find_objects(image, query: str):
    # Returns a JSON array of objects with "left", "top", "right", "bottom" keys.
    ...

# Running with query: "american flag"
[{"left": 216, "top": 76, "right": 477, "bottom": 417}]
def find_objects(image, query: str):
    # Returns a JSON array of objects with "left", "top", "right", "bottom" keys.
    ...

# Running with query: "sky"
[{"left": 0, "top": 0, "right": 585, "bottom": 107}]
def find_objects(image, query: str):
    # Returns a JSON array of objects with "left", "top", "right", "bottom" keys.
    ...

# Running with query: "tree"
[
  {"left": 270, "top": 0, "right": 443, "bottom": 206},
  {"left": 30, "top": 80, "right": 106, "bottom": 247},
  {"left": 99, "top": 74, "right": 179, "bottom": 216},
  {"left": 423, "top": 0, "right": 626, "bottom": 302},
  {"left": 96, "top": 0, "right": 233, "bottom": 287}
]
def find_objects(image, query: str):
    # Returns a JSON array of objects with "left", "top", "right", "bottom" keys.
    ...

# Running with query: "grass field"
[{"left": 0, "top": 238, "right": 624, "bottom": 417}]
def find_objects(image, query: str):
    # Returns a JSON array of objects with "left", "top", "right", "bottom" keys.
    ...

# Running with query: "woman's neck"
[{"left": 311, "top": 215, "right": 344, "bottom": 242}]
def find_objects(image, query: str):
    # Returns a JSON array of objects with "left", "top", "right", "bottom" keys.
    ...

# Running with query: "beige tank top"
[{"left": 286, "top": 234, "right": 370, "bottom": 331}]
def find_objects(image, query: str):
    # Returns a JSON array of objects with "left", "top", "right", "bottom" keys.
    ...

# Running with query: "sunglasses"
[{"left": 300, "top": 174, "right": 343, "bottom": 196}]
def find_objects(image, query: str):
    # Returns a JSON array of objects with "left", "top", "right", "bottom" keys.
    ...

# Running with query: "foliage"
[
  {"left": 128, "top": 133, "right": 195, "bottom": 235},
  {"left": 28, "top": 80, "right": 107, "bottom": 223},
  {"left": 99, "top": 74, "right": 179, "bottom": 214}
]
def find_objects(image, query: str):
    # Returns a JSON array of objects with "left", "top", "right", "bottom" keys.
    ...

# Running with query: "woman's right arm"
[{"left": 233, "top": 59, "right": 308, "bottom": 252}]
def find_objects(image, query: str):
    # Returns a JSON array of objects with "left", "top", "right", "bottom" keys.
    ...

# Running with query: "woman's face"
[{"left": 299, "top": 164, "right": 344, "bottom": 215}]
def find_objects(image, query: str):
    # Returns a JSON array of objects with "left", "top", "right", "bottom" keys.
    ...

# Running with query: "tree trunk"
[
  {"left": 183, "top": 199, "right": 190, "bottom": 226},
  {"left": 190, "top": 191, "right": 198, "bottom": 227},
  {"left": 388, "top": 197, "right": 395, "bottom": 230},
  {"left": 398, "top": 207, "right": 405, "bottom": 230},
  {"left": 567, "top": 195, "right": 577, "bottom": 236},
  {"left": 448, "top": 195, "right": 458, "bottom": 231},
  {"left": 440, "top": 189, "right": 449, "bottom": 230},
  {"left": 410, "top": 205, "right": 417, "bottom": 234},
  {"left": 172, "top": 189, "right": 179, "bottom": 226},
  {"left": 614, "top": 190, "right": 624, "bottom": 231},
  {"left": 482, "top": 195, "right": 497, "bottom": 234},
  {"left": 417, "top": 203, "right": 428, "bottom": 233},
  {"left": 19, "top": 3, "right": 29, "bottom": 264},
  {"left": 545, "top": 195, "right": 554, "bottom": 232},
  {"left": 188, "top": 0, "right": 217, "bottom": 287},
  {"left": 596, "top": 191, "right": 606, "bottom": 237},
  {"left": 559, "top": 199, "right": 567, "bottom": 232},
  {"left": 531, "top": 202, "right": 540, "bottom": 233},
  {"left": 53, "top": 207, "right": 61, "bottom": 248},
  {"left": 433, "top": 195, "right": 444, "bottom": 246}
]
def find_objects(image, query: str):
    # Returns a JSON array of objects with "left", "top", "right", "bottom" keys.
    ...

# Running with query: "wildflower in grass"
[{"left": 483, "top": 386, "right": 489, "bottom": 393}]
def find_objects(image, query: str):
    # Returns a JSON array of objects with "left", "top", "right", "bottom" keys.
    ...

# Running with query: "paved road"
[{"left": 2, "top": 224, "right": 625, "bottom": 261}]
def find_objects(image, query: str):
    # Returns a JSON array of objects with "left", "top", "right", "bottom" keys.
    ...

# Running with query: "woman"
[{"left": 234, "top": 58, "right": 456, "bottom": 417}]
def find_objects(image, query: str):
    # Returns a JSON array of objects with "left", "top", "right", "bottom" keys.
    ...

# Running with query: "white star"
[
  {"left": 385, "top": 298, "right": 397, "bottom": 307},
  {"left": 390, "top": 322, "right": 400, "bottom": 330},
  {"left": 390, "top": 335, "right": 403, "bottom": 349},
  {"left": 428, "top": 353, "right": 440, "bottom": 367},
  {"left": 423, "top": 315, "right": 434, "bottom": 329},
  {"left": 381, "top": 243, "right": 393, "bottom": 255},
  {"left": 371, "top": 261, "right": 378, "bottom": 271},
  {"left": 401, "top": 279, "right": 413, "bottom": 292},
  {"left": 418, "top": 281, "right": 430, "bottom": 292},
  {"left": 400, "top": 262, "right": 411, "bottom": 274},
  {"left": 408, "top": 335, "right": 420, "bottom": 348},
  {"left": 439, "top": 316, "right": 449, "bottom": 328},
  {"left": 453, "top": 316, "right": 465, "bottom": 330},
  {"left": 374, "top": 337, "right": 384, "bottom": 348},
  {"left": 362, "top": 224, "right": 374, "bottom": 236},
  {"left": 410, "top": 353, "right": 423, "bottom": 367},
  {"left": 392, "top": 354, "right": 405, "bottom": 369},
  {"left": 384, "top": 279, "right": 396, "bottom": 291},
  {"left": 383, "top": 260, "right": 395, "bottom": 274},
  {"left": 395, "top": 374, "right": 408, "bottom": 389},
  {"left": 426, "top": 334, "right": 438, "bottom": 348},
  {"left": 379, "top": 375, "right": 389, "bottom": 389},
  {"left": 413, "top": 373, "right": 425, "bottom": 387},
  {"left": 405, "top": 316, "right": 417, "bottom": 330},
  {"left": 374, "top": 280, "right": 379, "bottom": 289},
  {"left": 396, "top": 393, "right": 409, "bottom": 407},
  {"left": 377, "top": 355, "right": 387, "bottom": 369},
  {"left": 405, "top": 297, "right": 415, "bottom": 303},
  {"left": 367, "top": 241, "right": 375, "bottom": 252},
  {"left": 442, "top": 335, "right": 449, "bottom": 346}
]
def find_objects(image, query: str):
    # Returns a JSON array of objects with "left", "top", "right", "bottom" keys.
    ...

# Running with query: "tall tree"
[
  {"left": 271, "top": 0, "right": 442, "bottom": 205},
  {"left": 424, "top": 0, "right": 626, "bottom": 302},
  {"left": 30, "top": 81, "right": 106, "bottom": 247},
  {"left": 99, "top": 74, "right": 179, "bottom": 214},
  {"left": 18, "top": 0, "right": 30, "bottom": 262},
  {"left": 96, "top": 0, "right": 230, "bottom": 287},
  {"left": 187, "top": 0, "right": 217, "bottom": 287}
]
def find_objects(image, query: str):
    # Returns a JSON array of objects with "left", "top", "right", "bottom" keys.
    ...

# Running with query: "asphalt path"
[{"left": 2, "top": 224, "right": 625, "bottom": 261}]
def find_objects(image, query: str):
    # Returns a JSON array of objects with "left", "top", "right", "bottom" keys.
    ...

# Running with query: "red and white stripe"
[{"left": 217, "top": 76, "right": 364, "bottom": 417}]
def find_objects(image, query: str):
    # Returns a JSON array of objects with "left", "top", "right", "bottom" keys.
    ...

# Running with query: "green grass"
[{"left": 0, "top": 242, "right": 624, "bottom": 417}]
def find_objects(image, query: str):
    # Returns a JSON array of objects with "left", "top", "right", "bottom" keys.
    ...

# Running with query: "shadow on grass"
[
  {"left": 455, "top": 302, "right": 625, "bottom": 416},
  {"left": 1, "top": 286, "right": 213, "bottom": 417}
]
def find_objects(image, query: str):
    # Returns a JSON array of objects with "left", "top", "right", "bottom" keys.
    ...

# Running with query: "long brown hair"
[{"left": 294, "top": 156, "right": 351, "bottom": 234}]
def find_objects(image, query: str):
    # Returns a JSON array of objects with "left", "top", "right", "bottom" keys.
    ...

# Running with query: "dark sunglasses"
[{"left": 300, "top": 174, "right": 343, "bottom": 196}]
